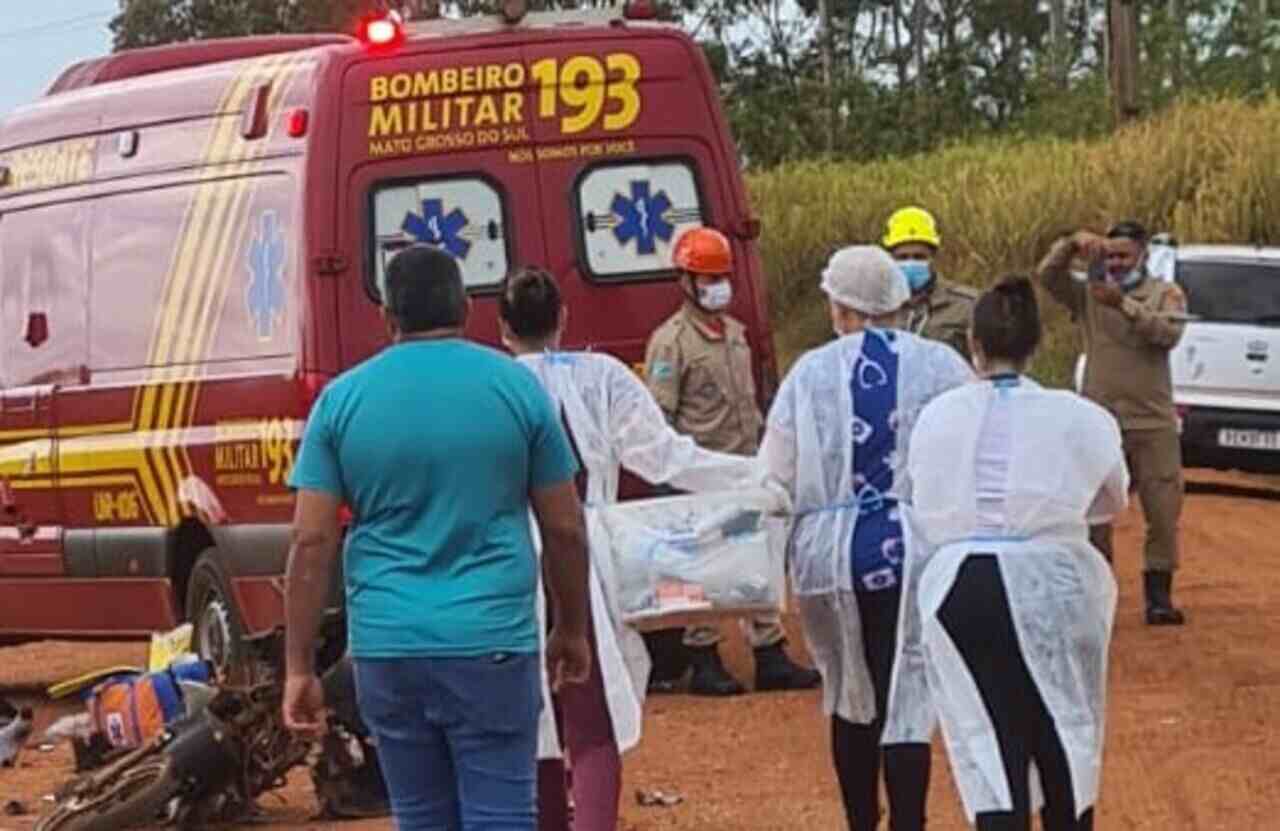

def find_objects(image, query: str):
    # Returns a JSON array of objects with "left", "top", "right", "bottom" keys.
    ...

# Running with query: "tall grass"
[{"left": 748, "top": 95, "right": 1280, "bottom": 387}]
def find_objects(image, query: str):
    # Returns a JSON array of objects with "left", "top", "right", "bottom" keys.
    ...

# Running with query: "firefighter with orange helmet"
[
  {"left": 882, "top": 206, "right": 978, "bottom": 361},
  {"left": 644, "top": 226, "right": 820, "bottom": 697}
]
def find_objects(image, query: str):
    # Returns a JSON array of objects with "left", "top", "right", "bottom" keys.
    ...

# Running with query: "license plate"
[{"left": 1218, "top": 429, "right": 1280, "bottom": 451}]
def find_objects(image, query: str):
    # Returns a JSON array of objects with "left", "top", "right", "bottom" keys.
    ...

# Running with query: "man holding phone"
[{"left": 1036, "top": 220, "right": 1188, "bottom": 625}]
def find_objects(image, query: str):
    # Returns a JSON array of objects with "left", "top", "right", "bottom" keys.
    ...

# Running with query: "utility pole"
[
  {"left": 819, "top": 0, "right": 836, "bottom": 155},
  {"left": 1049, "top": 0, "right": 1068, "bottom": 86},
  {"left": 912, "top": 0, "right": 927, "bottom": 92},
  {"left": 1259, "top": 0, "right": 1272, "bottom": 78},
  {"left": 1108, "top": 0, "right": 1140, "bottom": 125}
]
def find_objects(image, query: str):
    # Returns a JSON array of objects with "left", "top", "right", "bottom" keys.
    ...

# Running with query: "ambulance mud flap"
[
  {"left": 207, "top": 525, "right": 293, "bottom": 577},
  {"left": 64, "top": 529, "right": 169, "bottom": 579}
]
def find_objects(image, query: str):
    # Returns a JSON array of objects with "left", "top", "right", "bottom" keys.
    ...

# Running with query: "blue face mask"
[{"left": 898, "top": 260, "right": 933, "bottom": 293}]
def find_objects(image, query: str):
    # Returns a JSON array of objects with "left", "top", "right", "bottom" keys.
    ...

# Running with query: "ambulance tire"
[{"left": 185, "top": 551, "right": 246, "bottom": 679}]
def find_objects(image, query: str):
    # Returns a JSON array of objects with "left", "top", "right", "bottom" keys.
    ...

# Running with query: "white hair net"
[{"left": 819, "top": 245, "right": 910, "bottom": 316}]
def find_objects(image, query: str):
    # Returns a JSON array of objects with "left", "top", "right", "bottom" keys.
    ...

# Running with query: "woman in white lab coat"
[
  {"left": 759, "top": 246, "right": 973, "bottom": 830},
  {"left": 497, "top": 267, "right": 761, "bottom": 831},
  {"left": 882, "top": 275, "right": 1129, "bottom": 831}
]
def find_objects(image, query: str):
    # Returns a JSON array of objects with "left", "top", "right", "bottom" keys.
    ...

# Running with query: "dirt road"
[{"left": 2, "top": 471, "right": 1277, "bottom": 830}]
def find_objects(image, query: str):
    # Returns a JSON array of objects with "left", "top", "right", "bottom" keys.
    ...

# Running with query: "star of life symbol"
[
  {"left": 611, "top": 180, "right": 675, "bottom": 255},
  {"left": 246, "top": 211, "right": 287, "bottom": 341},
  {"left": 402, "top": 198, "right": 472, "bottom": 260}
]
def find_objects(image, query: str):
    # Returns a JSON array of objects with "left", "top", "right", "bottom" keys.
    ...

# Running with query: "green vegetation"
[{"left": 751, "top": 96, "right": 1280, "bottom": 386}]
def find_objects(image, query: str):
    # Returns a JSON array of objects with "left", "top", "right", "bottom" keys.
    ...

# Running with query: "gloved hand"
[{"left": 759, "top": 476, "right": 793, "bottom": 517}]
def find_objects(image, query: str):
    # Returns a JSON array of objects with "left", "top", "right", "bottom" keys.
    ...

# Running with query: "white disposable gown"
[
  {"left": 758, "top": 330, "right": 972, "bottom": 722},
  {"left": 519, "top": 351, "right": 761, "bottom": 759},
  {"left": 882, "top": 378, "right": 1129, "bottom": 823}
]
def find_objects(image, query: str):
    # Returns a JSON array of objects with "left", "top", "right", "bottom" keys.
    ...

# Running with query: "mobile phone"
[{"left": 1087, "top": 255, "right": 1108, "bottom": 283}]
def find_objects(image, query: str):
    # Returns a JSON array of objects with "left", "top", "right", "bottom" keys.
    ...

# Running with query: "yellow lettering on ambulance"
[
  {"left": 503, "top": 92, "right": 523, "bottom": 124},
  {"left": 413, "top": 71, "right": 438, "bottom": 98},
  {"left": 454, "top": 96, "right": 475, "bottom": 127},
  {"left": 369, "top": 105, "right": 404, "bottom": 138},
  {"left": 474, "top": 95, "right": 499, "bottom": 128},
  {"left": 389, "top": 73, "right": 412, "bottom": 99},
  {"left": 461, "top": 67, "right": 478, "bottom": 93}
]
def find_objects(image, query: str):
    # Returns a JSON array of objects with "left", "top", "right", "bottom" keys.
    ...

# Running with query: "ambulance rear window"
[
  {"left": 577, "top": 160, "right": 705, "bottom": 281},
  {"left": 371, "top": 176, "right": 509, "bottom": 299}
]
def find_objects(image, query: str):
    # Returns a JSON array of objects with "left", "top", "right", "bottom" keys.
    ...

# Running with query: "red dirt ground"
[{"left": 2, "top": 470, "right": 1277, "bottom": 830}]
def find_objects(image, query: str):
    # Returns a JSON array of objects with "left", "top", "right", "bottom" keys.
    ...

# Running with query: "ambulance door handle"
[
  {"left": 313, "top": 253, "right": 349, "bottom": 276},
  {"left": 0, "top": 476, "right": 36, "bottom": 541},
  {"left": 0, "top": 476, "right": 16, "bottom": 515},
  {"left": 24, "top": 311, "right": 48, "bottom": 348}
]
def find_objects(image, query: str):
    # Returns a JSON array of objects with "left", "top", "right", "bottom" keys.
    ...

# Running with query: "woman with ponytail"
[{"left": 882, "top": 275, "right": 1130, "bottom": 831}]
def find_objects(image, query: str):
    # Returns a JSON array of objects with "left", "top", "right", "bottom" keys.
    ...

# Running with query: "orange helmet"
[{"left": 672, "top": 227, "right": 733, "bottom": 275}]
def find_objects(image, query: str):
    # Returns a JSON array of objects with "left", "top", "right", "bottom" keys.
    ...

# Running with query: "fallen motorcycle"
[{"left": 35, "top": 621, "right": 388, "bottom": 830}]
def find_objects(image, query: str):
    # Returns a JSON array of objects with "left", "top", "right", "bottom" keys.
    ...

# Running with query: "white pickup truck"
[{"left": 1075, "top": 241, "right": 1280, "bottom": 474}]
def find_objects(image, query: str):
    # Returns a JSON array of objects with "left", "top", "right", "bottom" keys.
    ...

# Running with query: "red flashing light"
[
  {"left": 623, "top": 0, "right": 658, "bottom": 20},
  {"left": 286, "top": 108, "right": 309, "bottom": 138},
  {"left": 358, "top": 10, "right": 405, "bottom": 50}
]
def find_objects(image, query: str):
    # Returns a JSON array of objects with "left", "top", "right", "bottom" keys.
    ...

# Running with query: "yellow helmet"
[{"left": 883, "top": 206, "right": 941, "bottom": 251}]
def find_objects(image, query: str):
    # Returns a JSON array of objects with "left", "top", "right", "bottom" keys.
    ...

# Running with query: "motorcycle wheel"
[{"left": 35, "top": 757, "right": 183, "bottom": 831}]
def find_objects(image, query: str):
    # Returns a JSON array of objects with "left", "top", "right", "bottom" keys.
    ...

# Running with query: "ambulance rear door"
[
  {"left": 335, "top": 45, "right": 554, "bottom": 367},
  {"left": 523, "top": 33, "right": 735, "bottom": 369}
]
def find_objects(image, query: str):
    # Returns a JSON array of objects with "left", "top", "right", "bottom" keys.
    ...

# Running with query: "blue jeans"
[{"left": 354, "top": 654, "right": 541, "bottom": 831}]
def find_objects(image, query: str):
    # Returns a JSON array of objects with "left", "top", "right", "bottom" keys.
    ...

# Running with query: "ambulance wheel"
[{"left": 186, "top": 551, "right": 245, "bottom": 680}]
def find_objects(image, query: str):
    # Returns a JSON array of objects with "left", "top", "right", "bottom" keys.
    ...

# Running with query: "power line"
[{"left": 0, "top": 11, "right": 113, "bottom": 42}]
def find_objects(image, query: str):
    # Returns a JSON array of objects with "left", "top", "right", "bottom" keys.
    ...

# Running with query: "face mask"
[
  {"left": 1117, "top": 268, "right": 1145, "bottom": 290},
  {"left": 697, "top": 279, "right": 733, "bottom": 311},
  {"left": 898, "top": 260, "right": 933, "bottom": 293}
]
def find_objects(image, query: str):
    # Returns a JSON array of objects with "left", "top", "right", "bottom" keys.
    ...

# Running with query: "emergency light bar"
[{"left": 359, "top": 9, "right": 406, "bottom": 50}]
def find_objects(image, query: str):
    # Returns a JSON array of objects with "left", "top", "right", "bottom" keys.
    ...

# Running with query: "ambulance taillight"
[
  {"left": 286, "top": 108, "right": 309, "bottom": 139},
  {"left": 358, "top": 10, "right": 405, "bottom": 51}
]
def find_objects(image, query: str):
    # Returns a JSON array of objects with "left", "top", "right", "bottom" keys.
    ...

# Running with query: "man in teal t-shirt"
[{"left": 281, "top": 245, "right": 591, "bottom": 831}]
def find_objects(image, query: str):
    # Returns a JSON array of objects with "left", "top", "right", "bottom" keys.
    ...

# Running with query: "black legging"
[
  {"left": 937, "top": 555, "right": 1095, "bottom": 831},
  {"left": 832, "top": 587, "right": 931, "bottom": 831}
]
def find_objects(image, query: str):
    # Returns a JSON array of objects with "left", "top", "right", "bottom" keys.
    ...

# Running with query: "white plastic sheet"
[{"left": 595, "top": 487, "right": 790, "bottom": 628}]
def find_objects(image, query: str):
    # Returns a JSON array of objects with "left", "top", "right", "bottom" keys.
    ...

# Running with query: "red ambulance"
[{"left": 0, "top": 5, "right": 775, "bottom": 668}]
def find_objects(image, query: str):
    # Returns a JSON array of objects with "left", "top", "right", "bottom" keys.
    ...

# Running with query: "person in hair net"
[
  {"left": 882, "top": 275, "right": 1128, "bottom": 831},
  {"left": 758, "top": 246, "right": 973, "bottom": 831}
]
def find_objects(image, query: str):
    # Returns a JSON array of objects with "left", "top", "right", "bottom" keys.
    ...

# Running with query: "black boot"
[
  {"left": 753, "top": 641, "right": 822, "bottom": 692},
  {"left": 1143, "top": 571, "right": 1186, "bottom": 626},
  {"left": 688, "top": 645, "right": 745, "bottom": 696},
  {"left": 643, "top": 628, "right": 692, "bottom": 694}
]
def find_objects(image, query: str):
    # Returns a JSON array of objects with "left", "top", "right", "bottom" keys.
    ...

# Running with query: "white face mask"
[{"left": 697, "top": 279, "right": 733, "bottom": 311}]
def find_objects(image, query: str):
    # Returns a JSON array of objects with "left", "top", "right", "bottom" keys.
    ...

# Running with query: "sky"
[{"left": 0, "top": 1, "right": 117, "bottom": 117}]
